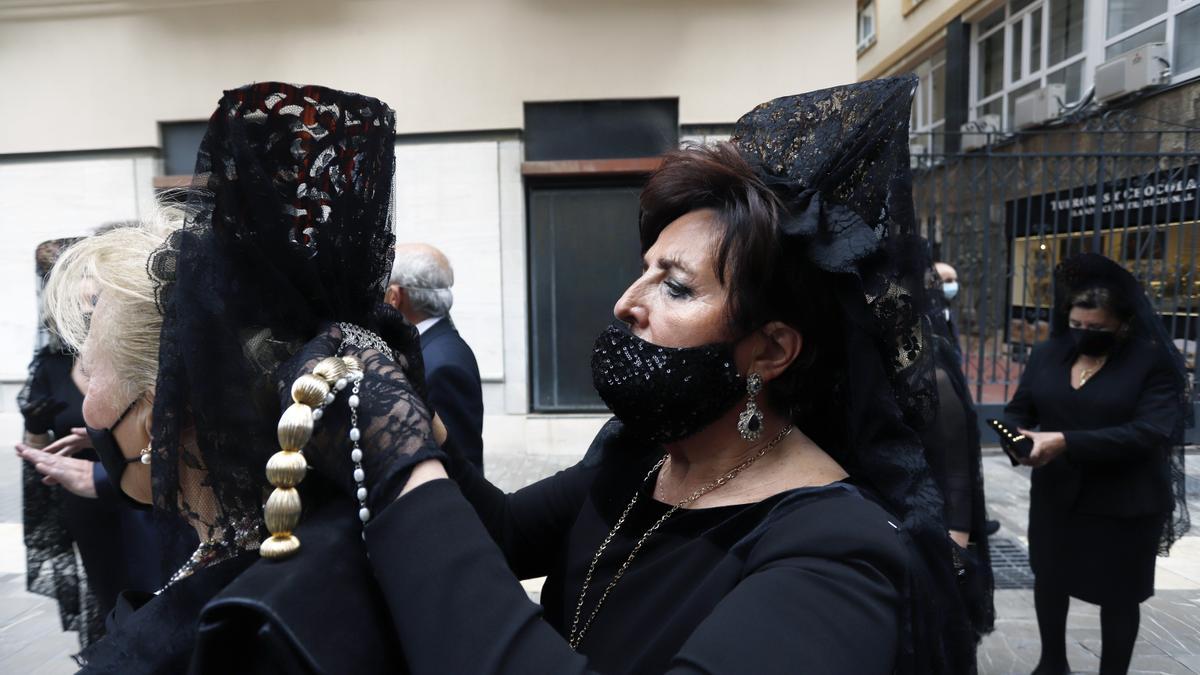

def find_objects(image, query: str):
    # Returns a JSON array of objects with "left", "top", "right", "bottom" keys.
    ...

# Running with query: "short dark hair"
[{"left": 638, "top": 142, "right": 844, "bottom": 443}]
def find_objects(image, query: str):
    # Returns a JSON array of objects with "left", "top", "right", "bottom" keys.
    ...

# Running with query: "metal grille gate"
[{"left": 910, "top": 113, "right": 1200, "bottom": 428}]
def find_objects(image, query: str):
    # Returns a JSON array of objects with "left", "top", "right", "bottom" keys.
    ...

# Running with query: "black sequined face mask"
[{"left": 590, "top": 322, "right": 746, "bottom": 444}]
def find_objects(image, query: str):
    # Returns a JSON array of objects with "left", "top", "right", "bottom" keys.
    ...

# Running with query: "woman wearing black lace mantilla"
[
  {"left": 280, "top": 76, "right": 975, "bottom": 673},
  {"left": 1005, "top": 253, "right": 1191, "bottom": 675},
  {"left": 45, "top": 83, "right": 416, "bottom": 673}
]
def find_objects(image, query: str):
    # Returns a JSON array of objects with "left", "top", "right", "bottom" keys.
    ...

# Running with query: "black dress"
[
  {"left": 365, "top": 421, "right": 909, "bottom": 674},
  {"left": 78, "top": 499, "right": 404, "bottom": 674},
  {"left": 1005, "top": 335, "right": 1180, "bottom": 604}
]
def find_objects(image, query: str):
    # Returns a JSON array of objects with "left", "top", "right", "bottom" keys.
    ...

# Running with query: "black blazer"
[
  {"left": 420, "top": 317, "right": 485, "bottom": 471},
  {"left": 1004, "top": 335, "right": 1181, "bottom": 517}
]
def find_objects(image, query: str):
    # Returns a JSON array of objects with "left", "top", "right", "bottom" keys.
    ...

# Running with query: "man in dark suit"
[
  {"left": 385, "top": 243, "right": 485, "bottom": 471},
  {"left": 935, "top": 261, "right": 963, "bottom": 350}
]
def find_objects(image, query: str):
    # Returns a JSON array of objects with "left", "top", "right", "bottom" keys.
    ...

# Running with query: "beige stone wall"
[{"left": 0, "top": 0, "right": 854, "bottom": 154}]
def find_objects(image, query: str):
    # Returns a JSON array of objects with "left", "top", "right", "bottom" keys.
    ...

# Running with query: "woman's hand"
[
  {"left": 1017, "top": 429, "right": 1066, "bottom": 468},
  {"left": 38, "top": 427, "right": 92, "bottom": 457},
  {"left": 277, "top": 325, "right": 446, "bottom": 512},
  {"left": 15, "top": 444, "right": 97, "bottom": 498}
]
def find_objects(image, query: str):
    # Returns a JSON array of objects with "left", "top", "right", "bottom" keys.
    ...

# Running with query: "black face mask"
[
  {"left": 1070, "top": 327, "right": 1118, "bottom": 356},
  {"left": 86, "top": 400, "right": 151, "bottom": 511},
  {"left": 590, "top": 323, "right": 746, "bottom": 444}
]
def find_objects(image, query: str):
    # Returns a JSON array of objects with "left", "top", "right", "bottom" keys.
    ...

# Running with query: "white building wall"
[
  {"left": 0, "top": 0, "right": 856, "bottom": 155},
  {"left": 0, "top": 151, "right": 159, "bottom": 390},
  {"left": 393, "top": 137, "right": 509, "bottom": 383}
]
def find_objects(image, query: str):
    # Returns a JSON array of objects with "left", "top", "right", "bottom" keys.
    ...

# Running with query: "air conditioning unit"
[
  {"left": 1014, "top": 84, "right": 1066, "bottom": 129},
  {"left": 960, "top": 114, "right": 1001, "bottom": 151},
  {"left": 1095, "top": 42, "right": 1170, "bottom": 103}
]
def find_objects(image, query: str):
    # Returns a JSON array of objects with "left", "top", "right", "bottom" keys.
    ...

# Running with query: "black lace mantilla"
[
  {"left": 147, "top": 83, "right": 400, "bottom": 563},
  {"left": 733, "top": 76, "right": 970, "bottom": 674}
]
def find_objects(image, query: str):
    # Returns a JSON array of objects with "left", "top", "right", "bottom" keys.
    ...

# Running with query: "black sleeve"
[
  {"left": 926, "top": 369, "right": 972, "bottom": 532},
  {"left": 444, "top": 434, "right": 597, "bottom": 580},
  {"left": 366, "top": 481, "right": 902, "bottom": 675},
  {"left": 20, "top": 355, "right": 55, "bottom": 434},
  {"left": 27, "top": 356, "right": 52, "bottom": 401},
  {"left": 1063, "top": 357, "right": 1181, "bottom": 464},
  {"left": 93, "top": 462, "right": 121, "bottom": 505},
  {"left": 1004, "top": 343, "right": 1042, "bottom": 430},
  {"left": 426, "top": 363, "right": 484, "bottom": 470}
]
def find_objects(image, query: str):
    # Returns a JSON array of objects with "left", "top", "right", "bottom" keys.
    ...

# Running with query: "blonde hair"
[{"left": 43, "top": 211, "right": 183, "bottom": 403}]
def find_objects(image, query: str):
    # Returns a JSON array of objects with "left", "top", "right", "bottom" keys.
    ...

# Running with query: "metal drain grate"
[{"left": 989, "top": 537, "right": 1035, "bottom": 589}]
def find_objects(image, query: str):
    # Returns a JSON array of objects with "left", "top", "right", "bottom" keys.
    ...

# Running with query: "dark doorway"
[
  {"left": 524, "top": 98, "right": 678, "bottom": 412},
  {"left": 528, "top": 182, "right": 643, "bottom": 411}
]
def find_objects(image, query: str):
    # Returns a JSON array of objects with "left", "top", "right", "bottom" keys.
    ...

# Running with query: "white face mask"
[{"left": 942, "top": 281, "right": 959, "bottom": 300}]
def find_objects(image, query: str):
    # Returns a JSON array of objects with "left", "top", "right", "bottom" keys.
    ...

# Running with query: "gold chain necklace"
[
  {"left": 1079, "top": 356, "right": 1107, "bottom": 386},
  {"left": 567, "top": 424, "right": 794, "bottom": 649}
]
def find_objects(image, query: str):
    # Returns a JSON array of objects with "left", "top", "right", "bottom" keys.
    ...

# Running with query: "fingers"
[
  {"left": 41, "top": 432, "right": 89, "bottom": 456},
  {"left": 41, "top": 436, "right": 74, "bottom": 455},
  {"left": 1025, "top": 446, "right": 1049, "bottom": 468},
  {"left": 16, "top": 445, "right": 48, "bottom": 464}
]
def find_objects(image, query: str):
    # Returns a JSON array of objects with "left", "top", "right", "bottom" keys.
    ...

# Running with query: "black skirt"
[{"left": 1028, "top": 491, "right": 1164, "bottom": 605}]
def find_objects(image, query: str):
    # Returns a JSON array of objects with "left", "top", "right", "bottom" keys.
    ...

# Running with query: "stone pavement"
[
  {"left": 2, "top": 403, "right": 1199, "bottom": 673},
  {"left": 977, "top": 456, "right": 1200, "bottom": 675}
]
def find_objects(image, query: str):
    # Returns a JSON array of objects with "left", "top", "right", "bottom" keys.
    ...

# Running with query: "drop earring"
[
  {"left": 737, "top": 373, "right": 764, "bottom": 442},
  {"left": 139, "top": 445, "right": 152, "bottom": 465}
]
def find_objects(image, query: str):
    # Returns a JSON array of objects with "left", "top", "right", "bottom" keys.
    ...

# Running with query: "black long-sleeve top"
[
  {"left": 365, "top": 421, "right": 908, "bottom": 674},
  {"left": 1004, "top": 335, "right": 1181, "bottom": 516}
]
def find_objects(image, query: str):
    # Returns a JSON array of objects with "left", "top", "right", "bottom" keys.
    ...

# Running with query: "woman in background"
[
  {"left": 1005, "top": 253, "right": 1191, "bottom": 675},
  {"left": 17, "top": 238, "right": 120, "bottom": 646}
]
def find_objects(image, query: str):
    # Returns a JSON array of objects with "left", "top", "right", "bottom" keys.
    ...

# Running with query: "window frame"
[
  {"left": 966, "top": 0, "right": 1200, "bottom": 134},
  {"left": 858, "top": 1, "right": 878, "bottom": 53},
  {"left": 910, "top": 51, "right": 948, "bottom": 156},
  {"left": 1099, "top": 0, "right": 1200, "bottom": 82},
  {"left": 971, "top": 0, "right": 1091, "bottom": 130}
]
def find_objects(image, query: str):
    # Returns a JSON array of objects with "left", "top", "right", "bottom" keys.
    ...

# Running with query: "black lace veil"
[
  {"left": 18, "top": 238, "right": 104, "bottom": 646},
  {"left": 1052, "top": 253, "right": 1192, "bottom": 553},
  {"left": 732, "top": 76, "right": 972, "bottom": 673},
  {"left": 148, "top": 83, "right": 399, "bottom": 558}
]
